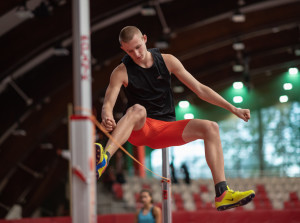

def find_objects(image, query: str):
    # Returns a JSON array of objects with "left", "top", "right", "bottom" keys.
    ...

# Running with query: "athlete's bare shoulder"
[
  {"left": 161, "top": 53, "right": 174, "bottom": 61},
  {"left": 161, "top": 53, "right": 181, "bottom": 74},
  {"left": 112, "top": 63, "right": 126, "bottom": 75},
  {"left": 111, "top": 63, "right": 128, "bottom": 87}
]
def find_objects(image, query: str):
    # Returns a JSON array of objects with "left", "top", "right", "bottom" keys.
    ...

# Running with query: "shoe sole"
[
  {"left": 96, "top": 144, "right": 101, "bottom": 164},
  {"left": 95, "top": 144, "right": 104, "bottom": 180},
  {"left": 217, "top": 193, "right": 255, "bottom": 211}
]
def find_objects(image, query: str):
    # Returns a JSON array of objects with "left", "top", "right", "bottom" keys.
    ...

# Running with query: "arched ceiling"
[{"left": 0, "top": 0, "right": 300, "bottom": 218}]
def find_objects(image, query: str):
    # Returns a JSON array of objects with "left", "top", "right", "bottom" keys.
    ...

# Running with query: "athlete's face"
[
  {"left": 140, "top": 191, "right": 152, "bottom": 205},
  {"left": 121, "top": 34, "right": 148, "bottom": 63}
]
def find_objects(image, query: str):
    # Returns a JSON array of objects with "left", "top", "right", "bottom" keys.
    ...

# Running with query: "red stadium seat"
[
  {"left": 194, "top": 200, "right": 203, "bottom": 209},
  {"left": 112, "top": 183, "right": 123, "bottom": 200},
  {"left": 199, "top": 185, "right": 209, "bottom": 193},
  {"left": 290, "top": 192, "right": 299, "bottom": 202},
  {"left": 142, "top": 184, "right": 151, "bottom": 189}
]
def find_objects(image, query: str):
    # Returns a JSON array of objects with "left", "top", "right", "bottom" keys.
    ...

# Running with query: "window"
[{"left": 150, "top": 102, "right": 300, "bottom": 179}]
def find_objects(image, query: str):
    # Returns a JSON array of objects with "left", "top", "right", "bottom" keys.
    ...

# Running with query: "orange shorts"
[{"left": 128, "top": 117, "right": 191, "bottom": 149}]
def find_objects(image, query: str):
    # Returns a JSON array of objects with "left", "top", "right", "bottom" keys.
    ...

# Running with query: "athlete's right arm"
[{"left": 101, "top": 64, "right": 126, "bottom": 132}]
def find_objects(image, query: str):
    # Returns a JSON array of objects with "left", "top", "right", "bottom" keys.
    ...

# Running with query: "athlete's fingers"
[
  {"left": 235, "top": 108, "right": 250, "bottom": 122},
  {"left": 111, "top": 119, "right": 116, "bottom": 127},
  {"left": 242, "top": 109, "right": 250, "bottom": 122},
  {"left": 106, "top": 118, "right": 116, "bottom": 128},
  {"left": 101, "top": 120, "right": 111, "bottom": 129},
  {"left": 106, "top": 119, "right": 113, "bottom": 125},
  {"left": 101, "top": 121, "right": 113, "bottom": 132}
]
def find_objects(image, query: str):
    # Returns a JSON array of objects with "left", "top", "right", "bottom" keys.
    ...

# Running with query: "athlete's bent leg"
[
  {"left": 105, "top": 104, "right": 146, "bottom": 156},
  {"left": 96, "top": 104, "right": 146, "bottom": 179}
]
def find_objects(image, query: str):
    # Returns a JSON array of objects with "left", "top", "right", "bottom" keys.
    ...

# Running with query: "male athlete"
[{"left": 96, "top": 26, "right": 255, "bottom": 211}]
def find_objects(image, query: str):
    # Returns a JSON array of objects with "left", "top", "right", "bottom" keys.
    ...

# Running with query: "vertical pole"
[
  {"left": 162, "top": 148, "right": 172, "bottom": 223},
  {"left": 73, "top": 0, "right": 92, "bottom": 115},
  {"left": 257, "top": 108, "right": 264, "bottom": 177},
  {"left": 134, "top": 146, "right": 146, "bottom": 178},
  {"left": 71, "top": 0, "right": 96, "bottom": 223}
]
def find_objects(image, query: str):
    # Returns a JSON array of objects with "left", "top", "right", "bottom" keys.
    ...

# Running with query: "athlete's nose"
[{"left": 133, "top": 50, "right": 140, "bottom": 58}]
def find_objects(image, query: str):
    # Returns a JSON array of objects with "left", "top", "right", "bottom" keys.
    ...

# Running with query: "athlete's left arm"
[{"left": 162, "top": 54, "right": 250, "bottom": 122}]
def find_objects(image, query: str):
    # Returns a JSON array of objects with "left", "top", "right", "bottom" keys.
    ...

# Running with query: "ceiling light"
[
  {"left": 232, "top": 42, "right": 245, "bottom": 51},
  {"left": 54, "top": 48, "right": 69, "bottom": 56},
  {"left": 283, "top": 83, "right": 293, "bottom": 90},
  {"left": 232, "top": 64, "right": 244, "bottom": 72},
  {"left": 154, "top": 40, "right": 169, "bottom": 49},
  {"left": 289, "top": 67, "right": 298, "bottom": 75},
  {"left": 141, "top": 5, "right": 156, "bottom": 16},
  {"left": 272, "top": 27, "right": 280, "bottom": 33},
  {"left": 15, "top": 8, "right": 34, "bottom": 19},
  {"left": 12, "top": 129, "right": 27, "bottom": 136},
  {"left": 233, "top": 96, "right": 243, "bottom": 103},
  {"left": 233, "top": 82, "right": 244, "bottom": 89},
  {"left": 232, "top": 9, "right": 246, "bottom": 23},
  {"left": 184, "top": 113, "right": 194, "bottom": 119},
  {"left": 279, "top": 95, "right": 288, "bottom": 103},
  {"left": 179, "top": 101, "right": 190, "bottom": 108},
  {"left": 173, "top": 86, "right": 184, "bottom": 93}
]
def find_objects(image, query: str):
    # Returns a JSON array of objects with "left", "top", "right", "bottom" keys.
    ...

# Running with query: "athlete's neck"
[
  {"left": 135, "top": 51, "right": 153, "bottom": 68},
  {"left": 143, "top": 203, "right": 152, "bottom": 211}
]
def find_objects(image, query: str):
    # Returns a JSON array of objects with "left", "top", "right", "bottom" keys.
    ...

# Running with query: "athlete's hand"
[
  {"left": 101, "top": 117, "right": 116, "bottom": 132},
  {"left": 234, "top": 108, "right": 250, "bottom": 122}
]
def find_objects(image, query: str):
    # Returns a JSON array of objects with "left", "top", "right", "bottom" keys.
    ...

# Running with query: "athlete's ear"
[{"left": 143, "top": 34, "right": 147, "bottom": 44}]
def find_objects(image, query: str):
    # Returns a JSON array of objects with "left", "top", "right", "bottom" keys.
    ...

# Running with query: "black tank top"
[{"left": 122, "top": 48, "right": 176, "bottom": 121}]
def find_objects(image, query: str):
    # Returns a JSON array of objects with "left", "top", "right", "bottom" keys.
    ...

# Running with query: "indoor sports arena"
[{"left": 0, "top": 1, "right": 299, "bottom": 223}]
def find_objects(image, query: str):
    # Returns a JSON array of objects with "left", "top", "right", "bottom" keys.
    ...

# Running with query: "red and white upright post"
[{"left": 70, "top": 0, "right": 96, "bottom": 223}]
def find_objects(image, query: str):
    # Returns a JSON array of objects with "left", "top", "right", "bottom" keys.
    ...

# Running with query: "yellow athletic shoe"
[
  {"left": 95, "top": 143, "right": 108, "bottom": 180},
  {"left": 215, "top": 186, "right": 255, "bottom": 211}
]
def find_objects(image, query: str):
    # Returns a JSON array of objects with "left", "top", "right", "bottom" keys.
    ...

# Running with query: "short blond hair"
[{"left": 119, "top": 26, "right": 143, "bottom": 45}]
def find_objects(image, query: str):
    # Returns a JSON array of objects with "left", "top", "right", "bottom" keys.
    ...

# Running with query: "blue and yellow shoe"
[
  {"left": 215, "top": 186, "right": 255, "bottom": 211},
  {"left": 95, "top": 143, "right": 108, "bottom": 180}
]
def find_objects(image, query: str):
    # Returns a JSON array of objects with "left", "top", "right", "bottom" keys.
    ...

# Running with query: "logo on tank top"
[{"left": 157, "top": 75, "right": 163, "bottom": 79}]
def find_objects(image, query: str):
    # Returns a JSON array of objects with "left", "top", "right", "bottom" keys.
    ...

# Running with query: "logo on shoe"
[{"left": 226, "top": 198, "right": 234, "bottom": 201}]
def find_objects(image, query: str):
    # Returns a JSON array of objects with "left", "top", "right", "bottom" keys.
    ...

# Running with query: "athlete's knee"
[
  {"left": 193, "top": 119, "right": 219, "bottom": 138},
  {"left": 131, "top": 104, "right": 146, "bottom": 117},
  {"left": 205, "top": 121, "right": 219, "bottom": 136},
  {"left": 127, "top": 104, "right": 146, "bottom": 120}
]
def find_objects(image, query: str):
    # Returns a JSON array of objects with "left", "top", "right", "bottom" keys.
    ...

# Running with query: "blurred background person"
[
  {"left": 170, "top": 162, "right": 178, "bottom": 184},
  {"left": 115, "top": 150, "right": 126, "bottom": 184},
  {"left": 135, "top": 189, "right": 161, "bottom": 223},
  {"left": 181, "top": 163, "right": 191, "bottom": 184}
]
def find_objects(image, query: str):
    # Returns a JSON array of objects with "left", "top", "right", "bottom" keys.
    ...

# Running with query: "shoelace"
[{"left": 227, "top": 186, "right": 239, "bottom": 194}]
